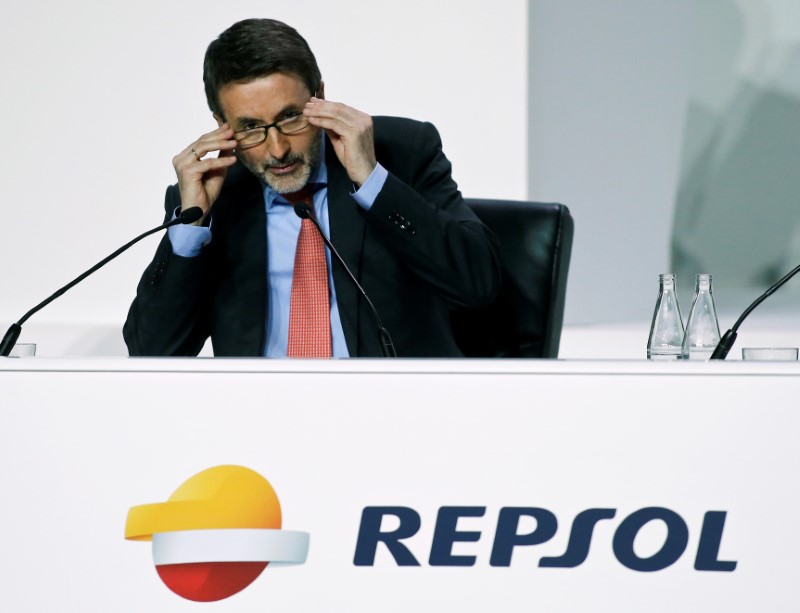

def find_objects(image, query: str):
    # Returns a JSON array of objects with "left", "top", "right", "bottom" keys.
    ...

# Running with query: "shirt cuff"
[
  {"left": 168, "top": 208, "right": 212, "bottom": 257},
  {"left": 351, "top": 163, "right": 388, "bottom": 210}
]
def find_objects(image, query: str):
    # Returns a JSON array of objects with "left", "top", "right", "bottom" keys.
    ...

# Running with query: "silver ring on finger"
[{"left": 191, "top": 147, "right": 202, "bottom": 161}]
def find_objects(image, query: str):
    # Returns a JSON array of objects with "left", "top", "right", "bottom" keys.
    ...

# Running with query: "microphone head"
[
  {"left": 293, "top": 203, "right": 313, "bottom": 220},
  {"left": 179, "top": 207, "right": 204, "bottom": 224}
]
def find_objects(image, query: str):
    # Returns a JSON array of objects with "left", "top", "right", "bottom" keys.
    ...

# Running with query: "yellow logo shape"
[
  {"left": 126, "top": 465, "right": 308, "bottom": 602},
  {"left": 126, "top": 465, "right": 282, "bottom": 539}
]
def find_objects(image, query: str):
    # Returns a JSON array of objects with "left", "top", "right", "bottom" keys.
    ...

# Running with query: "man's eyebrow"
[
  {"left": 234, "top": 116, "right": 265, "bottom": 129},
  {"left": 234, "top": 105, "right": 303, "bottom": 129}
]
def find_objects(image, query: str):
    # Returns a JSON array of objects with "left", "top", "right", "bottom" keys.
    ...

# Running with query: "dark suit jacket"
[{"left": 124, "top": 116, "right": 501, "bottom": 357}]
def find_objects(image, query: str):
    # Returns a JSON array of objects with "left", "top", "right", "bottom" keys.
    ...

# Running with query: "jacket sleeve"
[
  {"left": 122, "top": 185, "right": 213, "bottom": 356},
  {"left": 366, "top": 119, "right": 501, "bottom": 308}
]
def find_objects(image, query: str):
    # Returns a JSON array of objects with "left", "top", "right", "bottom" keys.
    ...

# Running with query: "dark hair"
[{"left": 203, "top": 18, "right": 322, "bottom": 117}]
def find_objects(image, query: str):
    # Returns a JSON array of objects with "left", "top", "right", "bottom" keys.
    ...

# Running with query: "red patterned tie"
[{"left": 283, "top": 186, "right": 332, "bottom": 358}]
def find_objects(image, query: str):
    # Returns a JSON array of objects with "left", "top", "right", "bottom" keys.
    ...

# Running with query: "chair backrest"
[{"left": 452, "top": 199, "right": 574, "bottom": 358}]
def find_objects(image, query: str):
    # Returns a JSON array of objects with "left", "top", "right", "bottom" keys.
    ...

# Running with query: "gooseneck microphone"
[
  {"left": 710, "top": 261, "right": 800, "bottom": 360},
  {"left": 293, "top": 203, "right": 397, "bottom": 358},
  {"left": 0, "top": 206, "right": 204, "bottom": 357}
]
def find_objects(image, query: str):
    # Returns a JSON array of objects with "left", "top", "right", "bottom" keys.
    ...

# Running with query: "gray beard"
[{"left": 238, "top": 129, "right": 323, "bottom": 194}]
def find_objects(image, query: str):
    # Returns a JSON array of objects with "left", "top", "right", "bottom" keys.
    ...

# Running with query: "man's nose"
[{"left": 266, "top": 128, "right": 290, "bottom": 160}]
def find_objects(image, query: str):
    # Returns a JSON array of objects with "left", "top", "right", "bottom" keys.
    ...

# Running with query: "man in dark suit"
[{"left": 124, "top": 18, "right": 500, "bottom": 358}]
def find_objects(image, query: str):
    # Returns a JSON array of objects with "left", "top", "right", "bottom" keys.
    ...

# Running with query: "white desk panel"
[{"left": 1, "top": 358, "right": 797, "bottom": 612}]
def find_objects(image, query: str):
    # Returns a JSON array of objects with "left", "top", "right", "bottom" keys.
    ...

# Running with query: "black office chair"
[{"left": 452, "top": 199, "right": 574, "bottom": 358}]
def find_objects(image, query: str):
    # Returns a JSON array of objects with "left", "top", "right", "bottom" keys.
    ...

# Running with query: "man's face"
[{"left": 216, "top": 72, "right": 322, "bottom": 194}]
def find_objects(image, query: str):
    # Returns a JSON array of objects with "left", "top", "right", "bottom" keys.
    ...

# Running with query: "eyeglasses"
[{"left": 233, "top": 112, "right": 310, "bottom": 148}]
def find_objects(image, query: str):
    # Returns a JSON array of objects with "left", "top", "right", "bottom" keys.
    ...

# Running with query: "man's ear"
[
  {"left": 316, "top": 81, "right": 325, "bottom": 100},
  {"left": 213, "top": 113, "right": 225, "bottom": 127}
]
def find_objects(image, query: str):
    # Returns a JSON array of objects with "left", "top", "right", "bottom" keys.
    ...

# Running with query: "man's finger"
[
  {"left": 194, "top": 156, "right": 238, "bottom": 172},
  {"left": 305, "top": 114, "right": 351, "bottom": 133},
  {"left": 187, "top": 138, "right": 237, "bottom": 161},
  {"left": 303, "top": 99, "right": 360, "bottom": 124},
  {"left": 175, "top": 154, "right": 237, "bottom": 174}
]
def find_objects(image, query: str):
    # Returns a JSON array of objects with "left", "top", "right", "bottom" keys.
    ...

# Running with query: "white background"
[{"left": 2, "top": 0, "right": 800, "bottom": 355}]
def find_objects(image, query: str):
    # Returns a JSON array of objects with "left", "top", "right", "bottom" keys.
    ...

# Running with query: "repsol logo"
[{"left": 354, "top": 506, "right": 737, "bottom": 572}]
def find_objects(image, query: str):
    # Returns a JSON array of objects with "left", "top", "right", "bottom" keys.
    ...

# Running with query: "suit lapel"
[
  {"left": 221, "top": 165, "right": 268, "bottom": 355},
  {"left": 325, "top": 141, "right": 367, "bottom": 355}
]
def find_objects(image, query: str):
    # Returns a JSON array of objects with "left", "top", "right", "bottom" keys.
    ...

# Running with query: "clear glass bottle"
[
  {"left": 647, "top": 273, "right": 685, "bottom": 360},
  {"left": 681, "top": 273, "right": 721, "bottom": 360}
]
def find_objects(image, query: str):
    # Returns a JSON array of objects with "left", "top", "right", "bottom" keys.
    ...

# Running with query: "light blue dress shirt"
[{"left": 168, "top": 137, "right": 388, "bottom": 358}]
